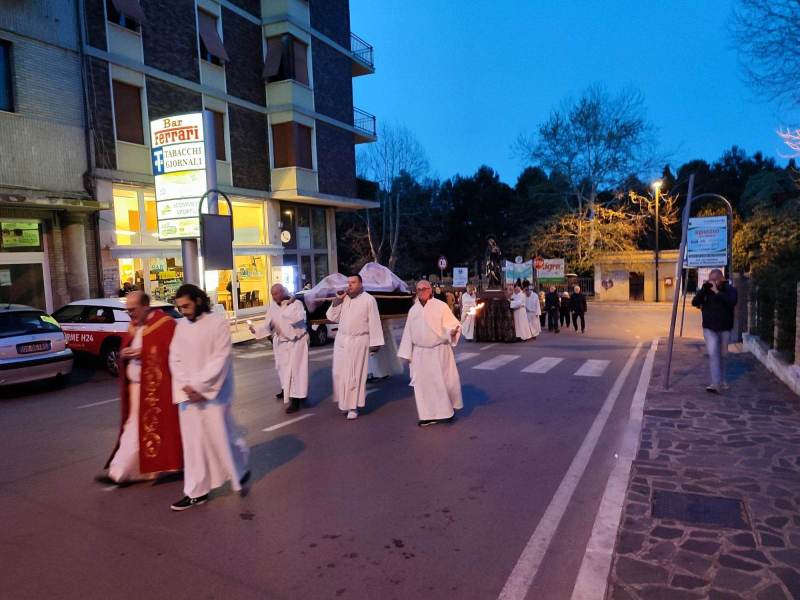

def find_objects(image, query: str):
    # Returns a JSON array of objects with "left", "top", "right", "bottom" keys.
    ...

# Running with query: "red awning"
[
  {"left": 198, "top": 11, "right": 230, "bottom": 63},
  {"left": 111, "top": 0, "right": 146, "bottom": 23}
]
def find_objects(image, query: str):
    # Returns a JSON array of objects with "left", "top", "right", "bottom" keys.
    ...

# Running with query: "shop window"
[
  {"left": 118, "top": 257, "right": 145, "bottom": 295},
  {"left": 198, "top": 10, "right": 229, "bottom": 66},
  {"left": 143, "top": 194, "right": 158, "bottom": 237},
  {"left": 300, "top": 255, "right": 312, "bottom": 290},
  {"left": 113, "top": 189, "right": 140, "bottom": 245},
  {"left": 314, "top": 254, "right": 329, "bottom": 282},
  {"left": 272, "top": 122, "right": 313, "bottom": 169},
  {"left": 263, "top": 34, "right": 309, "bottom": 85},
  {"left": 0, "top": 220, "right": 42, "bottom": 252},
  {"left": 0, "top": 39, "right": 14, "bottom": 113},
  {"left": 211, "top": 109, "right": 226, "bottom": 161},
  {"left": 311, "top": 207, "right": 327, "bottom": 250},
  {"left": 149, "top": 257, "right": 183, "bottom": 304},
  {"left": 280, "top": 204, "right": 297, "bottom": 249},
  {"left": 106, "top": 0, "right": 145, "bottom": 33},
  {"left": 296, "top": 207, "right": 311, "bottom": 250},
  {"left": 112, "top": 80, "right": 144, "bottom": 144},
  {"left": 236, "top": 255, "right": 267, "bottom": 310},
  {"left": 232, "top": 202, "right": 264, "bottom": 245},
  {"left": 0, "top": 263, "right": 46, "bottom": 310}
]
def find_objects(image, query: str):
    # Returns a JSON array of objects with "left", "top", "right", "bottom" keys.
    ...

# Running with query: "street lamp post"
[{"left": 652, "top": 180, "right": 662, "bottom": 302}]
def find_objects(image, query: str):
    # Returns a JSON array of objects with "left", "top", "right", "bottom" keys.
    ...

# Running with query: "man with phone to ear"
[
  {"left": 691, "top": 268, "right": 738, "bottom": 394},
  {"left": 326, "top": 274, "right": 384, "bottom": 420}
]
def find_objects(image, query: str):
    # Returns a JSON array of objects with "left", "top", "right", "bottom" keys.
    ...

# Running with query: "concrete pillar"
[
  {"left": 795, "top": 283, "right": 800, "bottom": 365},
  {"left": 62, "top": 214, "right": 91, "bottom": 301}
]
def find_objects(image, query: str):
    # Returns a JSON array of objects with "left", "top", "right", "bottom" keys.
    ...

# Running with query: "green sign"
[{"left": 1, "top": 221, "right": 40, "bottom": 248}]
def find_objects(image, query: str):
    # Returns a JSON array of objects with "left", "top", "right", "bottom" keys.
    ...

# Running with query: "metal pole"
[
  {"left": 679, "top": 267, "right": 689, "bottom": 337},
  {"left": 664, "top": 174, "right": 695, "bottom": 390},
  {"left": 655, "top": 185, "right": 660, "bottom": 302}
]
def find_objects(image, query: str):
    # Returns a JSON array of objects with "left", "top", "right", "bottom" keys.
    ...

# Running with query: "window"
[
  {"left": 198, "top": 10, "right": 229, "bottom": 66},
  {"left": 311, "top": 207, "right": 327, "bottom": 249},
  {"left": 113, "top": 188, "right": 140, "bottom": 245},
  {"left": 0, "top": 40, "right": 13, "bottom": 112},
  {"left": 263, "top": 34, "right": 308, "bottom": 85},
  {"left": 105, "top": 0, "right": 145, "bottom": 32},
  {"left": 0, "top": 311, "right": 62, "bottom": 339},
  {"left": 52, "top": 305, "right": 87, "bottom": 324},
  {"left": 112, "top": 81, "right": 144, "bottom": 144},
  {"left": 272, "top": 122, "right": 313, "bottom": 169},
  {"left": 211, "top": 110, "right": 226, "bottom": 161}
]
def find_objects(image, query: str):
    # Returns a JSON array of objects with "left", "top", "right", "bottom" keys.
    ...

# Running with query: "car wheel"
[
  {"left": 102, "top": 341, "right": 121, "bottom": 377},
  {"left": 51, "top": 373, "right": 70, "bottom": 389},
  {"left": 313, "top": 326, "right": 328, "bottom": 346}
]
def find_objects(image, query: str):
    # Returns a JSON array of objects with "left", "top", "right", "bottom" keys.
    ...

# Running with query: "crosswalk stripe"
[
  {"left": 473, "top": 354, "right": 520, "bottom": 370},
  {"left": 574, "top": 359, "right": 611, "bottom": 377},
  {"left": 521, "top": 357, "right": 563, "bottom": 374},
  {"left": 455, "top": 352, "right": 479, "bottom": 364},
  {"left": 238, "top": 350, "right": 273, "bottom": 359}
]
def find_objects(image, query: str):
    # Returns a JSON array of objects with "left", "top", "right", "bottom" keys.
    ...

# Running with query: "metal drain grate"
[{"left": 652, "top": 490, "right": 750, "bottom": 529}]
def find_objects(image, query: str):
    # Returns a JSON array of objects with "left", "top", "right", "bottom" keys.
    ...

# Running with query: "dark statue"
[{"left": 484, "top": 237, "right": 502, "bottom": 288}]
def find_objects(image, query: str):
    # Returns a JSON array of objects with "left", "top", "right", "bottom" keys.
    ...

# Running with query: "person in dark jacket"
[
  {"left": 544, "top": 286, "right": 560, "bottom": 332},
  {"left": 559, "top": 292, "right": 571, "bottom": 329},
  {"left": 570, "top": 285, "right": 588, "bottom": 333},
  {"left": 691, "top": 269, "right": 737, "bottom": 393}
]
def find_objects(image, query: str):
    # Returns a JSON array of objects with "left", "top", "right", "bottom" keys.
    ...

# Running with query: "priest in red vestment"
[{"left": 97, "top": 291, "right": 183, "bottom": 484}]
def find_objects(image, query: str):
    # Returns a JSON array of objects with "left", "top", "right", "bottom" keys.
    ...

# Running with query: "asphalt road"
[{"left": 0, "top": 303, "right": 702, "bottom": 600}]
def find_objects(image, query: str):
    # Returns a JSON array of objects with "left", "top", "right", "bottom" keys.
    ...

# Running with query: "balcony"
[
  {"left": 350, "top": 32, "right": 374, "bottom": 76},
  {"left": 353, "top": 107, "right": 377, "bottom": 144}
]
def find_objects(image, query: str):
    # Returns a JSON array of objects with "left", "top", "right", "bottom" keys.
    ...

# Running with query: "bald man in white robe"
[
  {"left": 250, "top": 284, "right": 309, "bottom": 414},
  {"left": 398, "top": 280, "right": 463, "bottom": 426},
  {"left": 326, "top": 275, "right": 384, "bottom": 420}
]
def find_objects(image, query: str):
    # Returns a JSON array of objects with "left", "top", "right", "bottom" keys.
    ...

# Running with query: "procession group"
[{"left": 97, "top": 276, "right": 464, "bottom": 511}]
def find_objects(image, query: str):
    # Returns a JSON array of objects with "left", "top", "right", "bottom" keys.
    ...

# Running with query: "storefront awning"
[
  {"left": 270, "top": 189, "right": 379, "bottom": 211},
  {"left": 111, "top": 0, "right": 146, "bottom": 24},
  {"left": 0, "top": 192, "right": 108, "bottom": 212}
]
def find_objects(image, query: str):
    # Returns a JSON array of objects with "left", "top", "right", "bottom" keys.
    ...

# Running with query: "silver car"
[{"left": 0, "top": 305, "right": 74, "bottom": 386}]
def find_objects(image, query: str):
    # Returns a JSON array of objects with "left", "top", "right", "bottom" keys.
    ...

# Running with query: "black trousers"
[
  {"left": 572, "top": 312, "right": 585, "bottom": 332},
  {"left": 560, "top": 310, "right": 571, "bottom": 327},
  {"left": 547, "top": 308, "right": 560, "bottom": 331}
]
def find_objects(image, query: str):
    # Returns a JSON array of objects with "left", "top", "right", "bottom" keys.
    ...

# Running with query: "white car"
[
  {"left": 52, "top": 297, "right": 180, "bottom": 376},
  {"left": 0, "top": 304, "right": 74, "bottom": 386}
]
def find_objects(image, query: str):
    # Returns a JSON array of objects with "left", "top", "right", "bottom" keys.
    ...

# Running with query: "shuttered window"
[
  {"left": 211, "top": 110, "right": 226, "bottom": 161},
  {"left": 0, "top": 40, "right": 12, "bottom": 112},
  {"left": 112, "top": 80, "right": 144, "bottom": 144},
  {"left": 272, "top": 122, "right": 313, "bottom": 169},
  {"left": 198, "top": 10, "right": 229, "bottom": 65},
  {"left": 263, "top": 34, "right": 308, "bottom": 85}
]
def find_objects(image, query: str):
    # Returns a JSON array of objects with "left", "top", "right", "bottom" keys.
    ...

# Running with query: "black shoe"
[
  {"left": 170, "top": 494, "right": 209, "bottom": 511},
  {"left": 285, "top": 398, "right": 301, "bottom": 414},
  {"left": 275, "top": 391, "right": 284, "bottom": 400},
  {"left": 418, "top": 420, "right": 437, "bottom": 427},
  {"left": 239, "top": 470, "right": 251, "bottom": 486},
  {"left": 94, "top": 474, "right": 116, "bottom": 485}
]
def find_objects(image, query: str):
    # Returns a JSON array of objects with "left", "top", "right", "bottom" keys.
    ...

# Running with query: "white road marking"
[
  {"left": 262, "top": 413, "right": 315, "bottom": 432},
  {"left": 574, "top": 359, "right": 611, "bottom": 377},
  {"left": 455, "top": 352, "right": 480, "bottom": 364},
  {"left": 498, "top": 342, "right": 643, "bottom": 600},
  {"left": 101, "top": 485, "right": 119, "bottom": 492},
  {"left": 75, "top": 397, "right": 119, "bottom": 409},
  {"left": 521, "top": 357, "right": 563, "bottom": 374},
  {"left": 479, "top": 343, "right": 497, "bottom": 351},
  {"left": 237, "top": 350, "right": 273, "bottom": 359},
  {"left": 310, "top": 355, "right": 333, "bottom": 362},
  {"left": 473, "top": 354, "right": 520, "bottom": 371},
  {"left": 571, "top": 339, "right": 659, "bottom": 600}
]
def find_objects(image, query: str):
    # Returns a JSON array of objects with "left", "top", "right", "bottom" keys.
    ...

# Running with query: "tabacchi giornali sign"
[{"left": 151, "top": 113, "right": 206, "bottom": 240}]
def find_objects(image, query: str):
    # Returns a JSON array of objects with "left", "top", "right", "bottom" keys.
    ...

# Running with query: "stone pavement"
[{"left": 606, "top": 339, "right": 800, "bottom": 600}]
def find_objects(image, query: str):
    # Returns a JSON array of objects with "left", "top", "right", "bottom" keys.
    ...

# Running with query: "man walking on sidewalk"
[{"left": 691, "top": 269, "right": 738, "bottom": 394}]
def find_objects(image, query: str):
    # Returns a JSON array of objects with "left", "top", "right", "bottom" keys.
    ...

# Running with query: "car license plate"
[{"left": 17, "top": 341, "right": 51, "bottom": 354}]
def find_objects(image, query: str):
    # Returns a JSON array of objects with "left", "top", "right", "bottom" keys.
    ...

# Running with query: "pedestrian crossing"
[
  {"left": 521, "top": 357, "right": 563, "bottom": 374},
  {"left": 458, "top": 352, "right": 612, "bottom": 378},
  {"left": 473, "top": 354, "right": 520, "bottom": 370}
]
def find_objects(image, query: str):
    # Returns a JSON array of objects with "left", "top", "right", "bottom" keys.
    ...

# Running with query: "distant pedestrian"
[
  {"left": 445, "top": 289, "right": 457, "bottom": 315},
  {"left": 433, "top": 285, "right": 446, "bottom": 303},
  {"left": 524, "top": 286, "right": 541, "bottom": 339},
  {"left": 538, "top": 290, "right": 547, "bottom": 328},
  {"left": 570, "top": 285, "right": 588, "bottom": 333},
  {"left": 691, "top": 269, "right": 738, "bottom": 394},
  {"left": 169, "top": 284, "right": 250, "bottom": 511},
  {"left": 545, "top": 286, "right": 560, "bottom": 333},
  {"left": 560, "top": 292, "right": 571, "bottom": 329},
  {"left": 326, "top": 275, "right": 384, "bottom": 420},
  {"left": 460, "top": 284, "right": 477, "bottom": 341}
]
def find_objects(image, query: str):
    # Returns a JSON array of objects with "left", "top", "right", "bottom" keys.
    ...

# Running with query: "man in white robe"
[
  {"left": 326, "top": 275, "right": 384, "bottom": 419},
  {"left": 460, "top": 285, "right": 477, "bottom": 341},
  {"left": 168, "top": 284, "right": 250, "bottom": 511},
  {"left": 398, "top": 280, "right": 463, "bottom": 426},
  {"left": 368, "top": 319, "right": 402, "bottom": 380},
  {"left": 524, "top": 286, "right": 542, "bottom": 339},
  {"left": 510, "top": 284, "right": 533, "bottom": 341},
  {"left": 250, "top": 284, "right": 309, "bottom": 414}
]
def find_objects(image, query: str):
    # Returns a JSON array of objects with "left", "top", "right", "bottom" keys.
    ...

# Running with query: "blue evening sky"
[{"left": 349, "top": 0, "right": 797, "bottom": 184}]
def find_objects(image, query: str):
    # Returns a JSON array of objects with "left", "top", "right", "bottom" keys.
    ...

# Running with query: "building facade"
[
  {"left": 0, "top": 0, "right": 376, "bottom": 316},
  {"left": 594, "top": 250, "right": 680, "bottom": 303}
]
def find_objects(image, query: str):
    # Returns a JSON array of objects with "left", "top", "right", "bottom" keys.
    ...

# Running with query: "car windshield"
[{"left": 0, "top": 311, "right": 63, "bottom": 339}]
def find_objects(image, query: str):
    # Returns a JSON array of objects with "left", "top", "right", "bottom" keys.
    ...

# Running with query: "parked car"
[
  {"left": 52, "top": 298, "right": 180, "bottom": 376},
  {"left": 0, "top": 304, "right": 74, "bottom": 387}
]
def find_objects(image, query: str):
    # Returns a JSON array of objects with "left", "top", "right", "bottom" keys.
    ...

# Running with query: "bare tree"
[
  {"left": 516, "top": 84, "right": 657, "bottom": 261},
  {"left": 732, "top": 0, "right": 800, "bottom": 107},
  {"left": 357, "top": 122, "right": 429, "bottom": 270}
]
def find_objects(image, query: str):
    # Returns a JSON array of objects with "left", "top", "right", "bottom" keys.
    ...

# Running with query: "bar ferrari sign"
[{"left": 150, "top": 113, "right": 206, "bottom": 240}]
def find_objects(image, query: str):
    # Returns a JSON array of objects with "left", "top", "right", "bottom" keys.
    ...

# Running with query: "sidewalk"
[{"left": 606, "top": 339, "right": 800, "bottom": 599}]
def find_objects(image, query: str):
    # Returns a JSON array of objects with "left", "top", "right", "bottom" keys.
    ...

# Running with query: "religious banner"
[{"left": 504, "top": 260, "right": 533, "bottom": 284}]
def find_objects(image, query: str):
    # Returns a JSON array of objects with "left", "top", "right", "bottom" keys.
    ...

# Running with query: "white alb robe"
[
  {"left": 524, "top": 292, "right": 542, "bottom": 338},
  {"left": 368, "top": 319, "right": 402, "bottom": 379},
  {"left": 510, "top": 292, "right": 533, "bottom": 340},
  {"left": 255, "top": 299, "right": 309, "bottom": 399},
  {"left": 398, "top": 298, "right": 463, "bottom": 421},
  {"left": 169, "top": 312, "right": 249, "bottom": 498},
  {"left": 460, "top": 292, "right": 477, "bottom": 340},
  {"left": 326, "top": 292, "right": 384, "bottom": 411}
]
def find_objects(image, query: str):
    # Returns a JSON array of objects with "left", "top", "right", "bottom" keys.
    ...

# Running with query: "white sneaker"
[{"left": 346, "top": 410, "right": 359, "bottom": 420}]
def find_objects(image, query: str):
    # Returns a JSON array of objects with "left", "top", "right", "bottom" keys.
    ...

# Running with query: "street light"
[{"left": 651, "top": 180, "right": 662, "bottom": 302}]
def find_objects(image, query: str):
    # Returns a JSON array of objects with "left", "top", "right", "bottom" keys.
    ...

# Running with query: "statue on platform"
[{"left": 484, "top": 237, "right": 503, "bottom": 289}]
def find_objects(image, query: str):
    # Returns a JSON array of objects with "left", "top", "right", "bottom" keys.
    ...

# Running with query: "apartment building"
[{"left": 0, "top": 0, "right": 376, "bottom": 316}]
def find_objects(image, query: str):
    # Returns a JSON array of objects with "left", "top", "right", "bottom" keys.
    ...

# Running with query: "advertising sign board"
[
  {"left": 687, "top": 216, "right": 727, "bottom": 267},
  {"left": 453, "top": 267, "right": 468, "bottom": 287},
  {"left": 536, "top": 258, "right": 565, "bottom": 282}
]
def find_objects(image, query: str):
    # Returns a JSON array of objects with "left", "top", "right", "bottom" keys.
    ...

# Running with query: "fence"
[
  {"left": 742, "top": 275, "right": 799, "bottom": 364},
  {"left": 419, "top": 275, "right": 595, "bottom": 297}
]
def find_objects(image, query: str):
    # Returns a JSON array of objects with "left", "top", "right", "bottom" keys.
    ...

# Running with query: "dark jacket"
[
  {"left": 570, "top": 292, "right": 588, "bottom": 315},
  {"left": 691, "top": 282, "right": 737, "bottom": 331},
  {"left": 545, "top": 291, "right": 560, "bottom": 311},
  {"left": 560, "top": 297, "right": 570, "bottom": 313}
]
